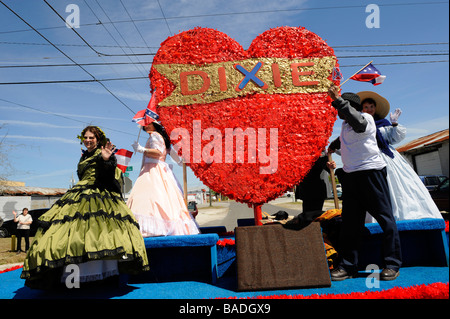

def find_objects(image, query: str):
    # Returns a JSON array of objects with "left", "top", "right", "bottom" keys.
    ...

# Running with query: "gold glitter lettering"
[{"left": 153, "top": 56, "right": 336, "bottom": 106}]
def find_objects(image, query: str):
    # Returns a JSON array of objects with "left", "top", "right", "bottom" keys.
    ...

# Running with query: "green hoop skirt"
[{"left": 21, "top": 150, "right": 149, "bottom": 289}]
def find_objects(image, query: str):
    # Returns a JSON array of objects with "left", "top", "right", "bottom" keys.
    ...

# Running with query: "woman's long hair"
[{"left": 151, "top": 122, "right": 171, "bottom": 150}]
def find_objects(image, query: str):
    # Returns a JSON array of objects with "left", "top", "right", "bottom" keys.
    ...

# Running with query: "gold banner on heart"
[{"left": 154, "top": 56, "right": 337, "bottom": 106}]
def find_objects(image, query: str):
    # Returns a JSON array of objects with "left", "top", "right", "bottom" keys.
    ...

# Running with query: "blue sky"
[{"left": 0, "top": 0, "right": 448, "bottom": 190}]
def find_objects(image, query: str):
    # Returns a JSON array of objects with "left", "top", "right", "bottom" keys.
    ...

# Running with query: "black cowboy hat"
[{"left": 341, "top": 92, "right": 362, "bottom": 111}]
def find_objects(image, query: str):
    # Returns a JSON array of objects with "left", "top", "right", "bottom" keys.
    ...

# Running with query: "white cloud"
[
  {"left": 400, "top": 116, "right": 449, "bottom": 145},
  {"left": 62, "top": 83, "right": 149, "bottom": 103},
  {"left": 2, "top": 135, "right": 78, "bottom": 144},
  {"left": 18, "top": 169, "right": 74, "bottom": 181},
  {"left": 0, "top": 120, "right": 80, "bottom": 129},
  {"left": 0, "top": 105, "right": 128, "bottom": 122}
]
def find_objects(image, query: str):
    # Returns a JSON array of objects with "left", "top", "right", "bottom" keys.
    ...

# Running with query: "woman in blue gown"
[{"left": 357, "top": 91, "right": 442, "bottom": 222}]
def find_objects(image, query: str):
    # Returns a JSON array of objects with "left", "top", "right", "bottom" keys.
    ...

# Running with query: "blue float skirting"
[
  {"left": 135, "top": 218, "right": 449, "bottom": 284},
  {"left": 135, "top": 218, "right": 448, "bottom": 283},
  {"left": 223, "top": 218, "right": 449, "bottom": 276},
  {"left": 143, "top": 233, "right": 219, "bottom": 248},
  {"left": 365, "top": 218, "right": 445, "bottom": 234},
  {"left": 360, "top": 218, "right": 449, "bottom": 268},
  {"left": 132, "top": 233, "right": 219, "bottom": 284}
]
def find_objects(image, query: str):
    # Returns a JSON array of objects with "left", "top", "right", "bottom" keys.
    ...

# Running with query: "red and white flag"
[
  {"left": 131, "top": 94, "right": 159, "bottom": 126},
  {"left": 115, "top": 148, "right": 133, "bottom": 173},
  {"left": 131, "top": 109, "right": 147, "bottom": 126},
  {"left": 145, "top": 93, "right": 159, "bottom": 121}
]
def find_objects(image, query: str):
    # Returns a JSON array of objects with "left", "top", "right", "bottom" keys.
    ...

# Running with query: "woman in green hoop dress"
[{"left": 21, "top": 126, "right": 149, "bottom": 289}]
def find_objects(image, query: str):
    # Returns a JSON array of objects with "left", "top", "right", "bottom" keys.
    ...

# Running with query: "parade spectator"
[{"left": 13, "top": 208, "right": 32, "bottom": 253}]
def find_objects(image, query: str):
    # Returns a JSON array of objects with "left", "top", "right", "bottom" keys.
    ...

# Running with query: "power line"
[
  {"left": 0, "top": 60, "right": 152, "bottom": 68},
  {"left": 1, "top": 40, "right": 446, "bottom": 51},
  {"left": 339, "top": 60, "right": 449, "bottom": 67},
  {"left": 0, "top": 76, "right": 146, "bottom": 85},
  {"left": 83, "top": 0, "right": 149, "bottom": 78},
  {"left": 156, "top": 0, "right": 173, "bottom": 36},
  {"left": 1, "top": 2, "right": 447, "bottom": 35},
  {"left": 332, "top": 42, "right": 448, "bottom": 48},
  {"left": 0, "top": 41, "right": 446, "bottom": 63},
  {"left": 338, "top": 53, "right": 448, "bottom": 59},
  {"left": 42, "top": 0, "right": 154, "bottom": 58},
  {"left": 0, "top": 61, "right": 153, "bottom": 69},
  {"left": 0, "top": 97, "right": 135, "bottom": 136},
  {"left": 0, "top": 40, "right": 157, "bottom": 49},
  {"left": 0, "top": 60, "right": 447, "bottom": 85},
  {"left": 42, "top": 0, "right": 106, "bottom": 57},
  {"left": 90, "top": 0, "right": 152, "bottom": 73},
  {"left": 1, "top": 50, "right": 447, "bottom": 69},
  {"left": 80, "top": 0, "right": 150, "bottom": 102},
  {"left": 0, "top": 0, "right": 136, "bottom": 114},
  {"left": 119, "top": 0, "right": 154, "bottom": 52}
]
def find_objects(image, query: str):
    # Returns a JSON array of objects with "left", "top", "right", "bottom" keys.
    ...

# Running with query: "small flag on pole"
[
  {"left": 115, "top": 149, "right": 133, "bottom": 173},
  {"left": 145, "top": 94, "right": 159, "bottom": 121},
  {"left": 132, "top": 109, "right": 147, "bottom": 126},
  {"left": 332, "top": 67, "right": 343, "bottom": 81},
  {"left": 132, "top": 94, "right": 159, "bottom": 126},
  {"left": 350, "top": 63, "right": 386, "bottom": 86}
]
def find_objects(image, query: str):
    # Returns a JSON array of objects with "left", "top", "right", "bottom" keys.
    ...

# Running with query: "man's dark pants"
[
  {"left": 338, "top": 167, "right": 402, "bottom": 273},
  {"left": 17, "top": 229, "right": 30, "bottom": 252}
]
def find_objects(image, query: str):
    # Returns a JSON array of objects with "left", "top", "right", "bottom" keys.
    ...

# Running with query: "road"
[{"left": 195, "top": 197, "right": 341, "bottom": 231}]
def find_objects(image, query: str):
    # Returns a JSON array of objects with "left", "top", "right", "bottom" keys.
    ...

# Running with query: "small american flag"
[{"left": 350, "top": 63, "right": 386, "bottom": 86}]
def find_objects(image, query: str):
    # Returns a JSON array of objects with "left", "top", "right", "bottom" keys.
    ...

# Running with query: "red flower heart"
[{"left": 150, "top": 27, "right": 338, "bottom": 205}]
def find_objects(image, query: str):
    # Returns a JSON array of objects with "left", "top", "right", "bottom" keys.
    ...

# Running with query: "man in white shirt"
[
  {"left": 13, "top": 208, "right": 33, "bottom": 253},
  {"left": 327, "top": 85, "right": 401, "bottom": 281}
]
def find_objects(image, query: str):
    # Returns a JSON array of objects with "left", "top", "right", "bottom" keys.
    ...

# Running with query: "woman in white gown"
[
  {"left": 357, "top": 91, "right": 443, "bottom": 222},
  {"left": 127, "top": 120, "right": 199, "bottom": 237}
]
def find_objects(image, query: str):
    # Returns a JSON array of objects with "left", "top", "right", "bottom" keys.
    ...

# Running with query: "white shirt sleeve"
[
  {"left": 148, "top": 132, "right": 166, "bottom": 153},
  {"left": 379, "top": 124, "right": 406, "bottom": 145}
]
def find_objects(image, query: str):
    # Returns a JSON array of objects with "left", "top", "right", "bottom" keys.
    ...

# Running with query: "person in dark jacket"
[
  {"left": 295, "top": 151, "right": 329, "bottom": 213},
  {"left": 326, "top": 85, "right": 401, "bottom": 282}
]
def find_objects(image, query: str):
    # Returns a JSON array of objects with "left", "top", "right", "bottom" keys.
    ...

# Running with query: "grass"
[{"left": 0, "top": 237, "right": 29, "bottom": 266}]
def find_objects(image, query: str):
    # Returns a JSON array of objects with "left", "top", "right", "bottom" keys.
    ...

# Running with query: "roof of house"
[
  {"left": 0, "top": 185, "right": 67, "bottom": 196},
  {"left": 396, "top": 129, "right": 449, "bottom": 153}
]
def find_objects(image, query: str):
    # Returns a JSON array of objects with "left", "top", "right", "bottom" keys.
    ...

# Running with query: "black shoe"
[
  {"left": 330, "top": 268, "right": 353, "bottom": 281},
  {"left": 380, "top": 268, "right": 399, "bottom": 281}
]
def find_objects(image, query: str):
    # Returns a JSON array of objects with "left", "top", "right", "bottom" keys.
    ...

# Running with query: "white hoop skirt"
[{"left": 127, "top": 159, "right": 199, "bottom": 237}]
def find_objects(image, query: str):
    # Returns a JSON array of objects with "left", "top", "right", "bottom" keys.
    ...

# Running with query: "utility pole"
[{"left": 209, "top": 188, "right": 212, "bottom": 207}]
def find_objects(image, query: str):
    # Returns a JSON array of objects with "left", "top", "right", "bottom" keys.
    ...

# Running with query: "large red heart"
[{"left": 150, "top": 27, "right": 338, "bottom": 205}]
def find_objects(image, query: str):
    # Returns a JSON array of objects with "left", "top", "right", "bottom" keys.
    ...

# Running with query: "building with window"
[{"left": 396, "top": 129, "right": 449, "bottom": 178}]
